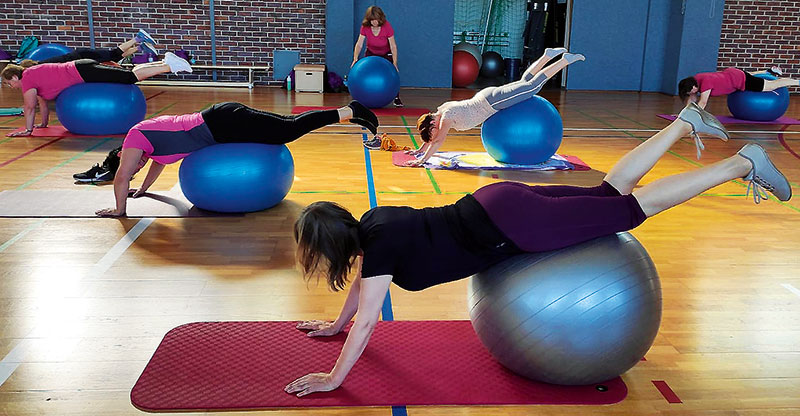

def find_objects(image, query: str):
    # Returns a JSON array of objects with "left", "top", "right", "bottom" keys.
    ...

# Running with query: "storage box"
[{"left": 293, "top": 64, "right": 325, "bottom": 93}]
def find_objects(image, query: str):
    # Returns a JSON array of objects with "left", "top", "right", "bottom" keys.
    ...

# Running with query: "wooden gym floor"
[{"left": 0, "top": 85, "right": 798, "bottom": 415}]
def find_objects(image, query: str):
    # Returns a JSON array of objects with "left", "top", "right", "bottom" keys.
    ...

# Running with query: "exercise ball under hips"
[
  {"left": 727, "top": 73, "right": 789, "bottom": 121},
  {"left": 348, "top": 56, "right": 400, "bottom": 108},
  {"left": 179, "top": 143, "right": 294, "bottom": 213},
  {"left": 481, "top": 95, "right": 563, "bottom": 164},
  {"left": 452, "top": 50, "right": 479, "bottom": 87},
  {"left": 56, "top": 83, "right": 146, "bottom": 135},
  {"left": 26, "top": 43, "right": 73, "bottom": 61},
  {"left": 468, "top": 232, "right": 661, "bottom": 385}
]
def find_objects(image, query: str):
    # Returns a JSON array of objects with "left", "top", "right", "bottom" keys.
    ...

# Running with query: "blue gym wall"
[
  {"left": 326, "top": 0, "right": 455, "bottom": 87},
  {"left": 566, "top": 0, "right": 650, "bottom": 91},
  {"left": 567, "top": 0, "right": 725, "bottom": 93}
]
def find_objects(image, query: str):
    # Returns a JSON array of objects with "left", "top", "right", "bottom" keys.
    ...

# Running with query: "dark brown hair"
[
  {"left": 416, "top": 113, "right": 435, "bottom": 143},
  {"left": 678, "top": 76, "right": 698, "bottom": 103},
  {"left": 361, "top": 6, "right": 387, "bottom": 27},
  {"left": 294, "top": 201, "right": 361, "bottom": 291},
  {"left": 0, "top": 60, "right": 37, "bottom": 81}
]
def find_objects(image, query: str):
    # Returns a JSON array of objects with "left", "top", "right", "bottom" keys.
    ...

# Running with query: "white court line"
[
  {"left": 0, "top": 219, "right": 45, "bottom": 253},
  {"left": 331, "top": 123, "right": 800, "bottom": 135},
  {"left": 0, "top": 216, "right": 156, "bottom": 386},
  {"left": 781, "top": 283, "right": 800, "bottom": 298}
]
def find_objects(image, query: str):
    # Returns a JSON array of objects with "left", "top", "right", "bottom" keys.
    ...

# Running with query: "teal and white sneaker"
[
  {"left": 135, "top": 29, "right": 157, "bottom": 45},
  {"left": 737, "top": 143, "right": 792, "bottom": 204}
]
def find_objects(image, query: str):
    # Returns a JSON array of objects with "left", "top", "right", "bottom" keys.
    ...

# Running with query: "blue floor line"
[
  {"left": 363, "top": 136, "right": 405, "bottom": 416},
  {"left": 362, "top": 136, "right": 395, "bottom": 322}
]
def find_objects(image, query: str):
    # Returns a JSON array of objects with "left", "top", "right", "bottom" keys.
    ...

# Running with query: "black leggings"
[
  {"left": 201, "top": 102, "right": 340, "bottom": 144},
  {"left": 74, "top": 59, "right": 138, "bottom": 84},
  {"left": 743, "top": 71, "right": 766, "bottom": 92},
  {"left": 40, "top": 47, "right": 124, "bottom": 64}
]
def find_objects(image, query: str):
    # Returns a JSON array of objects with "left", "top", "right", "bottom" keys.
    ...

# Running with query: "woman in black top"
[{"left": 284, "top": 103, "right": 791, "bottom": 397}]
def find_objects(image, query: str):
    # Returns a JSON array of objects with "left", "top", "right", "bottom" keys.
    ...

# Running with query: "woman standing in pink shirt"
[
  {"left": 678, "top": 67, "right": 798, "bottom": 108},
  {"left": 351, "top": 6, "right": 403, "bottom": 107},
  {"left": 1, "top": 53, "right": 192, "bottom": 137}
]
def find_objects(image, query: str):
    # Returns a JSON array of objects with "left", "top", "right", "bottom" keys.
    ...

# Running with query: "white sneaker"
[
  {"left": 164, "top": 52, "right": 192, "bottom": 74},
  {"left": 769, "top": 66, "right": 784, "bottom": 77}
]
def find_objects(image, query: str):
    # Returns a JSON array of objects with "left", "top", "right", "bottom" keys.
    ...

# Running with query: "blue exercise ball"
[
  {"left": 25, "top": 43, "right": 73, "bottom": 61},
  {"left": 468, "top": 232, "right": 661, "bottom": 385},
  {"left": 179, "top": 143, "right": 294, "bottom": 213},
  {"left": 727, "top": 73, "right": 789, "bottom": 121},
  {"left": 348, "top": 56, "right": 400, "bottom": 108},
  {"left": 55, "top": 83, "right": 146, "bottom": 135},
  {"left": 481, "top": 95, "right": 563, "bottom": 165}
]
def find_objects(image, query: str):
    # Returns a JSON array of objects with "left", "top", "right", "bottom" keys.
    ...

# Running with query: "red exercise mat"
[
  {"left": 131, "top": 321, "right": 626, "bottom": 411},
  {"left": 8, "top": 125, "right": 124, "bottom": 138},
  {"left": 657, "top": 113, "right": 800, "bottom": 125},
  {"left": 292, "top": 106, "right": 430, "bottom": 117}
]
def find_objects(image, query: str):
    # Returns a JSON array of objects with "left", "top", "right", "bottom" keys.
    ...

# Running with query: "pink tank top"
[{"left": 20, "top": 62, "right": 84, "bottom": 100}]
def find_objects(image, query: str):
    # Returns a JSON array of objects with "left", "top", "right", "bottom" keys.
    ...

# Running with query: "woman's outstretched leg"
[
  {"left": 533, "top": 53, "right": 585, "bottom": 82},
  {"left": 633, "top": 144, "right": 791, "bottom": 216},
  {"left": 132, "top": 52, "right": 192, "bottom": 80},
  {"left": 763, "top": 78, "right": 798, "bottom": 91},
  {"left": 520, "top": 47, "right": 567, "bottom": 81},
  {"left": 202, "top": 102, "right": 376, "bottom": 144},
  {"left": 483, "top": 52, "right": 585, "bottom": 111},
  {"left": 605, "top": 103, "right": 731, "bottom": 194}
]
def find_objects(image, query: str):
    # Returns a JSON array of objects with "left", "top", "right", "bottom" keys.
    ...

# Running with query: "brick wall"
[
  {"left": 718, "top": 0, "right": 800, "bottom": 78},
  {"left": 0, "top": 0, "right": 326, "bottom": 85}
]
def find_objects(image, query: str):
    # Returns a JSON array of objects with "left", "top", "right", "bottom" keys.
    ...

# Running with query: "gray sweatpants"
[{"left": 477, "top": 72, "right": 549, "bottom": 111}]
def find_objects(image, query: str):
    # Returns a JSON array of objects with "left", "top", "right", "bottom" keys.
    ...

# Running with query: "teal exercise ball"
[
  {"left": 481, "top": 95, "right": 563, "bottom": 165},
  {"left": 179, "top": 143, "right": 294, "bottom": 213},
  {"left": 348, "top": 56, "right": 400, "bottom": 108},
  {"left": 56, "top": 83, "right": 146, "bottom": 135}
]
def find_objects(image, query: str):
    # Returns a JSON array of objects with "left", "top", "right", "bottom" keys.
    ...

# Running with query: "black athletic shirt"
[{"left": 358, "top": 195, "right": 521, "bottom": 291}]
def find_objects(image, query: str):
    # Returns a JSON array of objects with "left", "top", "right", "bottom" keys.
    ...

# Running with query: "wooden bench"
[{"left": 123, "top": 64, "right": 271, "bottom": 89}]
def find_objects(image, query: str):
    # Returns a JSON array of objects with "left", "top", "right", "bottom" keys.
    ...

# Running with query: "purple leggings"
[{"left": 472, "top": 181, "right": 647, "bottom": 252}]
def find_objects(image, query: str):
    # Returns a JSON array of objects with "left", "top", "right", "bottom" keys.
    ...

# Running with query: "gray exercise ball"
[{"left": 468, "top": 232, "right": 661, "bottom": 385}]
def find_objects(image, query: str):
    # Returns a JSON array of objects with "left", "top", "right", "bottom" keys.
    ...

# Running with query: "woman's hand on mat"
[
  {"left": 129, "top": 188, "right": 147, "bottom": 198},
  {"left": 404, "top": 158, "right": 425, "bottom": 167},
  {"left": 96, "top": 207, "right": 126, "bottom": 217},
  {"left": 7, "top": 129, "right": 32, "bottom": 137},
  {"left": 296, "top": 320, "right": 342, "bottom": 337},
  {"left": 285, "top": 372, "right": 340, "bottom": 397},
  {"left": 405, "top": 148, "right": 424, "bottom": 156}
]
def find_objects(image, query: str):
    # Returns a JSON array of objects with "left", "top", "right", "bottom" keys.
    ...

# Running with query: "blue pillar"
[
  {"left": 86, "top": 0, "right": 95, "bottom": 49},
  {"left": 210, "top": 0, "right": 217, "bottom": 81}
]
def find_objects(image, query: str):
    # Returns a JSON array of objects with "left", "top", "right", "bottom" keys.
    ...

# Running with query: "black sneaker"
[
  {"left": 393, "top": 96, "right": 404, "bottom": 108},
  {"left": 348, "top": 100, "right": 379, "bottom": 135},
  {"left": 73, "top": 164, "right": 114, "bottom": 183}
]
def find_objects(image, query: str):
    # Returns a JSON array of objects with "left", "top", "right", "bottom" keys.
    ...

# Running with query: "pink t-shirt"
[
  {"left": 122, "top": 113, "right": 215, "bottom": 165},
  {"left": 694, "top": 67, "right": 746, "bottom": 96},
  {"left": 20, "top": 62, "right": 84, "bottom": 100},
  {"left": 360, "top": 21, "right": 394, "bottom": 56}
]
